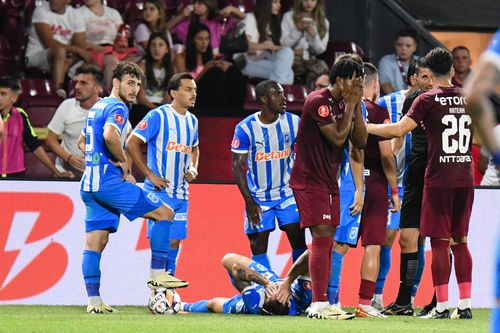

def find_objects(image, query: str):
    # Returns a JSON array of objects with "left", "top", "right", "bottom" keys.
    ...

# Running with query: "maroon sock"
[
  {"left": 430, "top": 238, "right": 451, "bottom": 302},
  {"left": 451, "top": 243, "right": 472, "bottom": 299},
  {"left": 358, "top": 279, "right": 376, "bottom": 305},
  {"left": 309, "top": 237, "right": 333, "bottom": 302}
]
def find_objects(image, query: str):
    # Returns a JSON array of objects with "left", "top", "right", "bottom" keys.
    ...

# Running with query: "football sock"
[
  {"left": 375, "top": 246, "right": 391, "bottom": 295},
  {"left": 166, "top": 247, "right": 180, "bottom": 276},
  {"left": 292, "top": 247, "right": 307, "bottom": 263},
  {"left": 492, "top": 306, "right": 500, "bottom": 332},
  {"left": 395, "top": 252, "right": 418, "bottom": 305},
  {"left": 431, "top": 239, "right": 450, "bottom": 309},
  {"left": 310, "top": 237, "right": 333, "bottom": 302},
  {"left": 458, "top": 298, "right": 471, "bottom": 310},
  {"left": 184, "top": 300, "right": 209, "bottom": 313},
  {"left": 358, "top": 279, "right": 376, "bottom": 306},
  {"left": 251, "top": 253, "right": 271, "bottom": 270},
  {"left": 82, "top": 250, "right": 101, "bottom": 297},
  {"left": 150, "top": 221, "right": 172, "bottom": 277},
  {"left": 327, "top": 251, "right": 343, "bottom": 305},
  {"left": 412, "top": 245, "right": 426, "bottom": 297},
  {"left": 451, "top": 243, "right": 472, "bottom": 303}
]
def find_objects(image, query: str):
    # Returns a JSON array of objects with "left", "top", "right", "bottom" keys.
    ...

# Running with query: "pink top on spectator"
[{"left": 190, "top": 65, "right": 205, "bottom": 79}]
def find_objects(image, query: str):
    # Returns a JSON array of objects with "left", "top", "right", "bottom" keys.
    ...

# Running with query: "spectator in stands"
[
  {"left": 0, "top": 76, "right": 74, "bottom": 179},
  {"left": 378, "top": 29, "right": 418, "bottom": 95},
  {"left": 134, "top": 0, "right": 174, "bottom": 56},
  {"left": 175, "top": 23, "right": 246, "bottom": 109},
  {"left": 451, "top": 45, "right": 473, "bottom": 87},
  {"left": 236, "top": 0, "right": 294, "bottom": 84},
  {"left": 26, "top": 0, "right": 91, "bottom": 98},
  {"left": 169, "top": 0, "right": 245, "bottom": 55},
  {"left": 131, "top": 32, "right": 176, "bottom": 126},
  {"left": 45, "top": 64, "right": 103, "bottom": 179},
  {"left": 78, "top": 0, "right": 140, "bottom": 91},
  {"left": 314, "top": 73, "right": 329, "bottom": 90},
  {"left": 280, "top": 0, "right": 329, "bottom": 89}
]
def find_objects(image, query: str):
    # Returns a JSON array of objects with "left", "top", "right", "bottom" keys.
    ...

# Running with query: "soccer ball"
[{"left": 148, "top": 287, "right": 181, "bottom": 315}]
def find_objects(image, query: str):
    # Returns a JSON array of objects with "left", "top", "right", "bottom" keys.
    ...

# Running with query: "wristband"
[
  {"left": 189, "top": 166, "right": 198, "bottom": 176},
  {"left": 493, "top": 151, "right": 500, "bottom": 166},
  {"left": 66, "top": 154, "right": 73, "bottom": 163},
  {"left": 391, "top": 187, "right": 398, "bottom": 196}
]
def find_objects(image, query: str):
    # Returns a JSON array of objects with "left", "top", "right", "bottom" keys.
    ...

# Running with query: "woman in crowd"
[
  {"left": 280, "top": 0, "right": 329, "bottom": 88},
  {"left": 134, "top": 0, "right": 174, "bottom": 56}
]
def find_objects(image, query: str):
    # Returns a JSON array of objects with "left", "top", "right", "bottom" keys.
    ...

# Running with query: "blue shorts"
[
  {"left": 81, "top": 182, "right": 163, "bottom": 233},
  {"left": 147, "top": 192, "right": 188, "bottom": 240},
  {"left": 244, "top": 195, "right": 299, "bottom": 235},
  {"left": 334, "top": 190, "right": 362, "bottom": 246},
  {"left": 387, "top": 186, "right": 405, "bottom": 230}
]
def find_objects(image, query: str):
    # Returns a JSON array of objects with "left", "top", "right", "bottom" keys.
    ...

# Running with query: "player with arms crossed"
[
  {"left": 127, "top": 72, "right": 199, "bottom": 278},
  {"left": 291, "top": 56, "right": 367, "bottom": 319},
  {"left": 465, "top": 29, "right": 500, "bottom": 329},
  {"left": 368, "top": 48, "right": 474, "bottom": 319},
  {"left": 231, "top": 80, "right": 306, "bottom": 270},
  {"left": 79, "top": 62, "right": 186, "bottom": 314}
]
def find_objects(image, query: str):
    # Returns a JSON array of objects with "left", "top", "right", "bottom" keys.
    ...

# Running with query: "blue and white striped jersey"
[
  {"left": 231, "top": 112, "right": 299, "bottom": 202},
  {"left": 80, "top": 96, "right": 129, "bottom": 192},
  {"left": 482, "top": 29, "right": 500, "bottom": 70},
  {"left": 378, "top": 90, "right": 411, "bottom": 187},
  {"left": 132, "top": 104, "right": 199, "bottom": 200},
  {"left": 338, "top": 101, "right": 367, "bottom": 191}
]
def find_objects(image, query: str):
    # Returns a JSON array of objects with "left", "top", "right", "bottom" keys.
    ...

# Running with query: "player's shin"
[
  {"left": 395, "top": 251, "right": 418, "bottom": 306},
  {"left": 150, "top": 221, "right": 173, "bottom": 277},
  {"left": 374, "top": 246, "right": 391, "bottom": 303},
  {"left": 167, "top": 246, "right": 180, "bottom": 275},
  {"left": 328, "top": 251, "right": 343, "bottom": 305},
  {"left": 412, "top": 245, "right": 426, "bottom": 299},
  {"left": 451, "top": 243, "right": 472, "bottom": 310},
  {"left": 430, "top": 238, "right": 451, "bottom": 312},
  {"left": 82, "top": 250, "right": 102, "bottom": 305}
]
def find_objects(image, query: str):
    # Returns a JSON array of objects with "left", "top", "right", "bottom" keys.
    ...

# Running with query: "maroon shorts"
[
  {"left": 292, "top": 189, "right": 340, "bottom": 229},
  {"left": 420, "top": 187, "right": 474, "bottom": 238},
  {"left": 359, "top": 198, "right": 388, "bottom": 246}
]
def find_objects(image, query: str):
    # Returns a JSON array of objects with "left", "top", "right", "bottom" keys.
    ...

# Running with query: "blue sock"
[
  {"left": 167, "top": 247, "right": 180, "bottom": 275},
  {"left": 412, "top": 245, "right": 426, "bottom": 297},
  {"left": 184, "top": 300, "right": 209, "bottom": 313},
  {"left": 493, "top": 307, "right": 500, "bottom": 333},
  {"left": 292, "top": 247, "right": 307, "bottom": 263},
  {"left": 82, "top": 250, "right": 101, "bottom": 297},
  {"left": 328, "top": 251, "right": 343, "bottom": 304},
  {"left": 376, "top": 246, "right": 391, "bottom": 295},
  {"left": 150, "top": 221, "right": 172, "bottom": 270},
  {"left": 251, "top": 253, "right": 271, "bottom": 270}
]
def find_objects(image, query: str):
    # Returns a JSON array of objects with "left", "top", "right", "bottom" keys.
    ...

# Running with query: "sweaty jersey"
[
  {"left": 378, "top": 90, "right": 411, "bottom": 187},
  {"left": 338, "top": 100, "right": 367, "bottom": 191},
  {"left": 81, "top": 96, "right": 129, "bottom": 192},
  {"left": 291, "top": 88, "right": 346, "bottom": 194},
  {"left": 406, "top": 86, "right": 474, "bottom": 189},
  {"left": 132, "top": 104, "right": 199, "bottom": 200},
  {"left": 231, "top": 112, "right": 299, "bottom": 201}
]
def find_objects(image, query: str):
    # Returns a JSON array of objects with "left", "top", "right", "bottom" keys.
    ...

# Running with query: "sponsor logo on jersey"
[
  {"left": 255, "top": 148, "right": 291, "bottom": 161},
  {"left": 232, "top": 137, "right": 240, "bottom": 149},
  {"left": 166, "top": 141, "right": 192, "bottom": 154},
  {"left": 434, "top": 95, "right": 467, "bottom": 106},
  {"left": 114, "top": 114, "right": 124, "bottom": 125},
  {"left": 137, "top": 120, "right": 147, "bottom": 130},
  {"left": 318, "top": 105, "right": 330, "bottom": 117},
  {"left": 322, "top": 214, "right": 331, "bottom": 220}
]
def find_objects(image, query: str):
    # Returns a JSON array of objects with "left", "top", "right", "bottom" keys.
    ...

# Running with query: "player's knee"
[
  {"left": 334, "top": 242, "right": 349, "bottom": 255},
  {"left": 169, "top": 239, "right": 180, "bottom": 249},
  {"left": 452, "top": 236, "right": 467, "bottom": 244},
  {"left": 247, "top": 233, "right": 268, "bottom": 254},
  {"left": 158, "top": 204, "right": 175, "bottom": 221},
  {"left": 221, "top": 253, "right": 236, "bottom": 268}
]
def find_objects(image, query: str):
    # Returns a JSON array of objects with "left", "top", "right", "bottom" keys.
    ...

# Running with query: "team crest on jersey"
[
  {"left": 284, "top": 134, "right": 290, "bottom": 144},
  {"left": 232, "top": 137, "right": 240, "bottom": 149},
  {"left": 318, "top": 105, "right": 330, "bottom": 117},
  {"left": 137, "top": 120, "right": 147, "bottom": 130},
  {"left": 302, "top": 280, "right": 312, "bottom": 290},
  {"left": 114, "top": 114, "right": 124, "bottom": 125}
]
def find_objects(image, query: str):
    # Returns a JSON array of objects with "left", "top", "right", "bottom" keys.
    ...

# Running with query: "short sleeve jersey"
[
  {"left": 80, "top": 97, "right": 129, "bottom": 192},
  {"left": 406, "top": 86, "right": 474, "bottom": 188},
  {"left": 290, "top": 88, "right": 345, "bottom": 194},
  {"left": 402, "top": 90, "right": 427, "bottom": 168}
]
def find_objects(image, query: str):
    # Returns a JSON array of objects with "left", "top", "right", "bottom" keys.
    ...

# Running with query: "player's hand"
[
  {"left": 147, "top": 171, "right": 169, "bottom": 191},
  {"left": 389, "top": 192, "right": 401, "bottom": 212},
  {"left": 69, "top": 155, "right": 86, "bottom": 172},
  {"left": 350, "top": 189, "right": 364, "bottom": 216},
  {"left": 340, "top": 74, "right": 364, "bottom": 104},
  {"left": 126, "top": 173, "right": 137, "bottom": 184},
  {"left": 112, "top": 160, "right": 131, "bottom": 181},
  {"left": 276, "top": 281, "right": 291, "bottom": 305},
  {"left": 54, "top": 170, "right": 75, "bottom": 179},
  {"left": 184, "top": 166, "right": 198, "bottom": 182},
  {"left": 245, "top": 199, "right": 262, "bottom": 227},
  {"left": 265, "top": 282, "right": 279, "bottom": 299}
]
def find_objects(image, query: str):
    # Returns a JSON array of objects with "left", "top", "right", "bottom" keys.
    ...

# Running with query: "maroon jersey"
[
  {"left": 290, "top": 88, "right": 346, "bottom": 194},
  {"left": 406, "top": 86, "right": 474, "bottom": 189},
  {"left": 364, "top": 99, "right": 391, "bottom": 199}
]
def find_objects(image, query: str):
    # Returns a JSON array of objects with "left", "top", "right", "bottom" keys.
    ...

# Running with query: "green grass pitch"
[{"left": 0, "top": 306, "right": 490, "bottom": 333}]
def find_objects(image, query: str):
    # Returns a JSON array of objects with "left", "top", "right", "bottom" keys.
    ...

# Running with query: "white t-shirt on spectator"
[
  {"left": 480, "top": 124, "right": 500, "bottom": 186},
  {"left": 237, "top": 13, "right": 270, "bottom": 60},
  {"left": 134, "top": 23, "right": 174, "bottom": 55},
  {"left": 26, "top": 3, "right": 85, "bottom": 59},
  {"left": 77, "top": 5, "right": 123, "bottom": 45},
  {"left": 47, "top": 98, "right": 89, "bottom": 172}
]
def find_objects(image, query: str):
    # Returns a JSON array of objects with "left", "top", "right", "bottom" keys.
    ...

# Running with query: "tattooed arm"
[{"left": 231, "top": 263, "right": 271, "bottom": 292}]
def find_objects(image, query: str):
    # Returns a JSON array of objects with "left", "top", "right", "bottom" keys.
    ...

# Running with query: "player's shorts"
[
  {"left": 293, "top": 189, "right": 340, "bottom": 229},
  {"left": 387, "top": 186, "right": 405, "bottom": 230},
  {"left": 81, "top": 182, "right": 163, "bottom": 233},
  {"left": 399, "top": 165, "right": 425, "bottom": 229},
  {"left": 147, "top": 192, "right": 188, "bottom": 240},
  {"left": 359, "top": 198, "right": 388, "bottom": 246},
  {"left": 495, "top": 235, "right": 500, "bottom": 299},
  {"left": 334, "top": 189, "right": 362, "bottom": 246},
  {"left": 420, "top": 187, "right": 474, "bottom": 239},
  {"left": 244, "top": 195, "right": 299, "bottom": 235}
]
